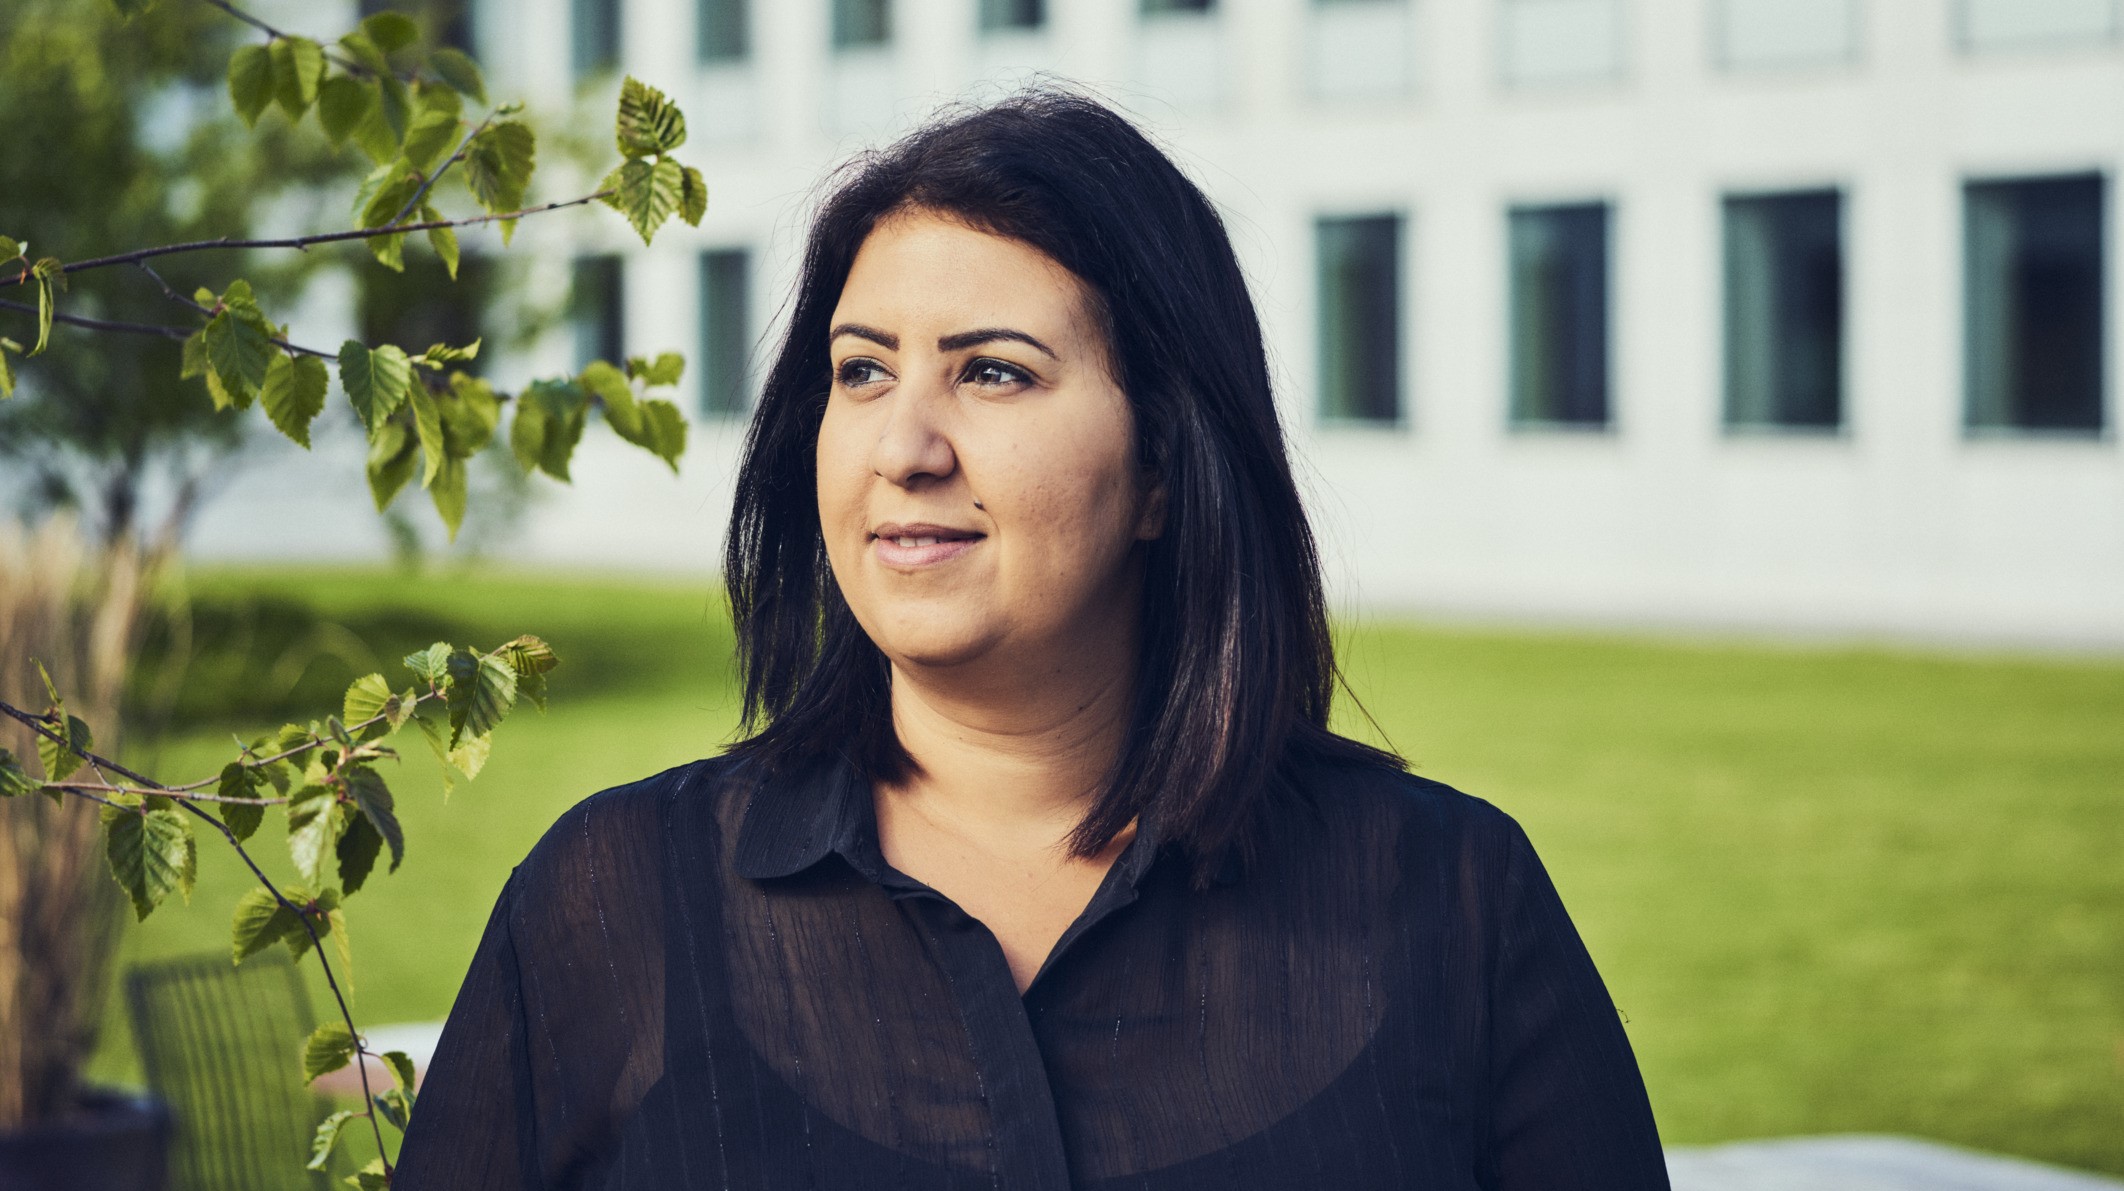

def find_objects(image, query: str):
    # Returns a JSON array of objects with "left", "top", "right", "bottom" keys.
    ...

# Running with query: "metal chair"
[{"left": 123, "top": 949, "right": 334, "bottom": 1191}]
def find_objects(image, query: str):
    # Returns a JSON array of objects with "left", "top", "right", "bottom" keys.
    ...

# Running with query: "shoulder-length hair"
[{"left": 724, "top": 88, "right": 1401, "bottom": 886}]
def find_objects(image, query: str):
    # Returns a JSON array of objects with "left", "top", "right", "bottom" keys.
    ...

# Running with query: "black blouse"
[{"left": 393, "top": 752, "right": 1669, "bottom": 1190}]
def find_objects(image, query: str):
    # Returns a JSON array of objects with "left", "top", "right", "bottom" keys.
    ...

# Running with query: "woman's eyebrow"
[
  {"left": 829, "top": 323, "right": 898, "bottom": 350},
  {"left": 936, "top": 328, "right": 1059, "bottom": 360}
]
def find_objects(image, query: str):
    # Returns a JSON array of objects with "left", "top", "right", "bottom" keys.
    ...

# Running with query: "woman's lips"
[{"left": 870, "top": 526, "right": 984, "bottom": 567}]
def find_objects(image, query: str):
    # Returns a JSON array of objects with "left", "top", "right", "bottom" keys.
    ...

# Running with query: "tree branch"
[
  {"left": 3, "top": 192, "right": 614, "bottom": 289},
  {"left": 389, "top": 115, "right": 495, "bottom": 230},
  {"left": 0, "top": 298, "right": 191, "bottom": 342}
]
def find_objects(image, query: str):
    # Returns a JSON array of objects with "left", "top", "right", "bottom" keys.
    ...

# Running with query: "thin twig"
[
  {"left": 199, "top": 0, "right": 376, "bottom": 82},
  {"left": 388, "top": 114, "right": 496, "bottom": 229},
  {"left": 0, "top": 299, "right": 191, "bottom": 342},
  {"left": 1, "top": 694, "right": 399, "bottom": 1176},
  {"left": 42, "top": 780, "right": 287, "bottom": 806},
  {"left": 136, "top": 261, "right": 215, "bottom": 318},
  {"left": 2, "top": 192, "right": 615, "bottom": 288}
]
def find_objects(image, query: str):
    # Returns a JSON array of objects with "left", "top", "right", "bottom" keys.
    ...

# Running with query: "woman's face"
[{"left": 817, "top": 207, "right": 1162, "bottom": 676}]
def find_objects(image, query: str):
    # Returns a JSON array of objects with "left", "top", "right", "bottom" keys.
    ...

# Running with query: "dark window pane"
[
  {"left": 572, "top": 0, "right": 622, "bottom": 77},
  {"left": 834, "top": 0, "right": 892, "bottom": 46},
  {"left": 699, "top": 250, "right": 751, "bottom": 417},
  {"left": 1316, "top": 215, "right": 1403, "bottom": 424},
  {"left": 1144, "top": 0, "right": 1215, "bottom": 12},
  {"left": 1724, "top": 190, "right": 1843, "bottom": 429},
  {"left": 359, "top": 0, "right": 474, "bottom": 53},
  {"left": 1965, "top": 174, "right": 2105, "bottom": 433},
  {"left": 1509, "top": 203, "right": 1610, "bottom": 426},
  {"left": 700, "top": 0, "right": 749, "bottom": 60},
  {"left": 571, "top": 255, "right": 625, "bottom": 371},
  {"left": 360, "top": 254, "right": 493, "bottom": 373},
  {"left": 980, "top": 0, "right": 1045, "bottom": 30}
]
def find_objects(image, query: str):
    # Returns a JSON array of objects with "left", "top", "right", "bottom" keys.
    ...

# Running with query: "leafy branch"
[
  {"left": 0, "top": 634, "right": 560, "bottom": 1188},
  {"left": 0, "top": 0, "right": 703, "bottom": 543}
]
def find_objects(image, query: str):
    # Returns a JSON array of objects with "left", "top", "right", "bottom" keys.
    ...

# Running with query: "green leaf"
[
  {"left": 600, "top": 157, "right": 684, "bottom": 246},
  {"left": 378, "top": 72, "right": 414, "bottom": 146},
  {"left": 636, "top": 399, "right": 688, "bottom": 472},
  {"left": 373, "top": 1087, "right": 411, "bottom": 1131},
  {"left": 329, "top": 906, "right": 354, "bottom": 997},
  {"left": 204, "top": 305, "right": 275, "bottom": 405},
  {"left": 523, "top": 380, "right": 587, "bottom": 480},
  {"left": 427, "top": 216, "right": 460, "bottom": 281},
  {"left": 430, "top": 454, "right": 468, "bottom": 541},
  {"left": 261, "top": 352, "right": 329, "bottom": 447},
  {"left": 340, "top": 340, "right": 414, "bottom": 431},
  {"left": 381, "top": 1049, "right": 418, "bottom": 1095},
  {"left": 509, "top": 397, "right": 548, "bottom": 474},
  {"left": 446, "top": 650, "right": 517, "bottom": 745},
  {"left": 404, "top": 641, "right": 453, "bottom": 687},
  {"left": 317, "top": 76, "right": 376, "bottom": 147},
  {"left": 231, "top": 885, "right": 302, "bottom": 963},
  {"left": 36, "top": 703, "right": 89, "bottom": 784},
  {"left": 417, "top": 339, "right": 481, "bottom": 367},
  {"left": 303, "top": 1022, "right": 358, "bottom": 1084},
  {"left": 401, "top": 87, "right": 463, "bottom": 173},
  {"left": 628, "top": 352, "right": 685, "bottom": 387},
  {"left": 228, "top": 43, "right": 275, "bottom": 126},
  {"left": 217, "top": 762, "right": 265, "bottom": 841},
  {"left": 0, "top": 236, "right": 18, "bottom": 261},
  {"left": 308, "top": 1109, "right": 360, "bottom": 1171},
  {"left": 343, "top": 673, "right": 393, "bottom": 725},
  {"left": 365, "top": 419, "right": 418, "bottom": 511},
  {"left": 362, "top": 10, "right": 421, "bottom": 54},
  {"left": 0, "top": 339, "right": 15, "bottom": 399},
  {"left": 463, "top": 120, "right": 535, "bottom": 215},
  {"left": 616, "top": 76, "right": 687, "bottom": 157},
  {"left": 678, "top": 164, "right": 708, "bottom": 227},
  {"left": 0, "top": 749, "right": 35, "bottom": 798},
  {"left": 580, "top": 359, "right": 639, "bottom": 435},
  {"left": 348, "top": 1156, "right": 390, "bottom": 1190},
  {"left": 345, "top": 766, "right": 404, "bottom": 874},
  {"left": 336, "top": 814, "right": 383, "bottom": 895},
  {"left": 105, "top": 803, "right": 195, "bottom": 921},
  {"left": 430, "top": 47, "right": 487, "bottom": 105},
  {"left": 286, "top": 793, "right": 343, "bottom": 889},
  {"left": 409, "top": 385, "right": 446, "bottom": 487},
  {"left": 273, "top": 37, "right": 325, "bottom": 118},
  {"left": 499, "top": 635, "right": 558, "bottom": 709},
  {"left": 29, "top": 258, "right": 63, "bottom": 357},
  {"left": 338, "top": 31, "right": 392, "bottom": 77}
]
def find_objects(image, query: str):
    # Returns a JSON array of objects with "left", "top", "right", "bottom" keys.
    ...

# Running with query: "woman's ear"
[{"left": 1135, "top": 475, "right": 1168, "bottom": 541}]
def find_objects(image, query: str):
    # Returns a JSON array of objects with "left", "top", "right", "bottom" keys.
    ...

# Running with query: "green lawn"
[{"left": 89, "top": 567, "right": 2124, "bottom": 1174}]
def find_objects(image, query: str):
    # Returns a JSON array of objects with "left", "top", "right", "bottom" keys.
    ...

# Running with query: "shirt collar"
[{"left": 732, "top": 750, "right": 1241, "bottom": 888}]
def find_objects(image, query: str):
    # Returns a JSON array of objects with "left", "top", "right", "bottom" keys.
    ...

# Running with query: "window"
[
  {"left": 361, "top": 255, "right": 493, "bottom": 372},
  {"left": 1957, "top": 0, "right": 2118, "bottom": 52},
  {"left": 1308, "top": 0, "right": 1414, "bottom": 100},
  {"left": 1143, "top": 0, "right": 1215, "bottom": 13},
  {"left": 699, "top": 250, "right": 751, "bottom": 417},
  {"left": 1508, "top": 203, "right": 1610, "bottom": 427},
  {"left": 572, "top": 0, "right": 622, "bottom": 77},
  {"left": 1500, "top": 0, "right": 1623, "bottom": 87},
  {"left": 699, "top": 0, "right": 749, "bottom": 61},
  {"left": 1724, "top": 190, "right": 1843, "bottom": 430},
  {"left": 834, "top": 0, "right": 891, "bottom": 47},
  {"left": 1713, "top": 0, "right": 1858, "bottom": 69},
  {"left": 980, "top": 0, "right": 1044, "bottom": 31},
  {"left": 1965, "top": 175, "right": 2106, "bottom": 433},
  {"left": 571, "top": 255, "right": 625, "bottom": 370},
  {"left": 1317, "top": 215, "right": 1404, "bottom": 424}
]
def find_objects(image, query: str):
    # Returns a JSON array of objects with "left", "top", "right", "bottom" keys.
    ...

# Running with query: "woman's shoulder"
[
  {"left": 1293, "top": 749, "right": 1525, "bottom": 843},
  {"left": 507, "top": 752, "right": 756, "bottom": 888}
]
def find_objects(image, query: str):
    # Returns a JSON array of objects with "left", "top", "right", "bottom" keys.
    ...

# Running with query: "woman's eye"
[
  {"left": 963, "top": 358, "right": 1031, "bottom": 390},
  {"left": 836, "top": 358, "right": 890, "bottom": 388}
]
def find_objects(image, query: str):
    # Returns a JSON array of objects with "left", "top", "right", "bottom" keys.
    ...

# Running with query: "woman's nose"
[{"left": 870, "top": 375, "right": 957, "bottom": 488}]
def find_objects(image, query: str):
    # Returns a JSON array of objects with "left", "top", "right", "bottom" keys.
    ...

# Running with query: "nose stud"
[{"left": 973, "top": 499, "right": 985, "bottom": 510}]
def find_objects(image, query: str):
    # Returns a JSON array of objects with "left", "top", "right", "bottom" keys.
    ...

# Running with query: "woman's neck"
[{"left": 882, "top": 649, "right": 1135, "bottom": 849}]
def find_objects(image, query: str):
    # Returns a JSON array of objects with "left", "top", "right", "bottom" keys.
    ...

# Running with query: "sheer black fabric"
[{"left": 394, "top": 753, "right": 1668, "bottom": 1190}]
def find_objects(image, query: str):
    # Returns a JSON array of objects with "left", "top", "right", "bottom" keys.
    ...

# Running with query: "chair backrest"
[{"left": 123, "top": 950, "right": 331, "bottom": 1191}]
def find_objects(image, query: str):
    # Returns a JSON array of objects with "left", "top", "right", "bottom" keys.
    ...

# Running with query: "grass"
[{"left": 86, "top": 566, "right": 2124, "bottom": 1174}]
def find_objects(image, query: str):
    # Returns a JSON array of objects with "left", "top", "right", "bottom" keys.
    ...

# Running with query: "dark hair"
[{"left": 724, "top": 88, "right": 1401, "bottom": 885}]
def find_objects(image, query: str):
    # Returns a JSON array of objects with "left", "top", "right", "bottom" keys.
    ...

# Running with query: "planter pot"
[{"left": 0, "top": 1089, "right": 169, "bottom": 1191}]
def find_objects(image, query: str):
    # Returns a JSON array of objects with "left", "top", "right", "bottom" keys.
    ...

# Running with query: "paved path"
[{"left": 1668, "top": 1136, "right": 2124, "bottom": 1191}]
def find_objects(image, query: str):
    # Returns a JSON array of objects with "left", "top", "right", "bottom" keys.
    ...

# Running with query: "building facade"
[{"left": 199, "top": 0, "right": 2124, "bottom": 648}]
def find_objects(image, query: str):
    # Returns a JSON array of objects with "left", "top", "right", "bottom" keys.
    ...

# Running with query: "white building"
[{"left": 197, "top": 0, "right": 2124, "bottom": 649}]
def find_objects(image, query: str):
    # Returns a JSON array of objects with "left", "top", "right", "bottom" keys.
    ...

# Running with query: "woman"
[{"left": 395, "top": 90, "right": 1668, "bottom": 1190}]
